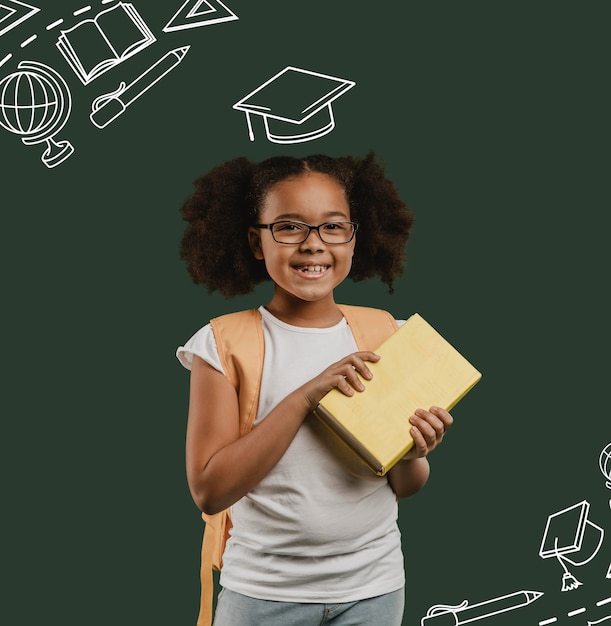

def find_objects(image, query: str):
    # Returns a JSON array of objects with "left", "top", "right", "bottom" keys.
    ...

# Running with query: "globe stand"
[{"left": 41, "top": 137, "right": 75, "bottom": 169}]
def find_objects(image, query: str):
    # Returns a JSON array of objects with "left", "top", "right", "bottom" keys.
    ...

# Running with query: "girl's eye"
[
  {"left": 276, "top": 222, "right": 302, "bottom": 232},
  {"left": 323, "top": 222, "right": 347, "bottom": 231}
]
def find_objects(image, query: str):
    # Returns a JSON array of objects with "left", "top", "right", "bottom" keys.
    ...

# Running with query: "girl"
[{"left": 176, "top": 153, "right": 453, "bottom": 626}]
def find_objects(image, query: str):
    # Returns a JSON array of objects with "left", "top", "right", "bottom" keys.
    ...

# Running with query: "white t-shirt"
[{"left": 176, "top": 306, "right": 405, "bottom": 602}]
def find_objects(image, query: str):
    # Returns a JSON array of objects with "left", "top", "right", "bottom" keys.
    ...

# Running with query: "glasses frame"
[{"left": 254, "top": 220, "right": 359, "bottom": 245}]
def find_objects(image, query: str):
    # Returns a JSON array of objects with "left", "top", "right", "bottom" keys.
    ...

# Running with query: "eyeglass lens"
[{"left": 272, "top": 221, "right": 355, "bottom": 244}]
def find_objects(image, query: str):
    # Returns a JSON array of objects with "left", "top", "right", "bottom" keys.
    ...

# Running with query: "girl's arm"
[
  {"left": 387, "top": 406, "right": 453, "bottom": 498},
  {"left": 185, "top": 351, "right": 381, "bottom": 515}
]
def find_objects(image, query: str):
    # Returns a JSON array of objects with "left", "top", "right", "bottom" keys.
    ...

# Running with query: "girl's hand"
[
  {"left": 298, "top": 351, "right": 381, "bottom": 412},
  {"left": 401, "top": 406, "right": 453, "bottom": 460}
]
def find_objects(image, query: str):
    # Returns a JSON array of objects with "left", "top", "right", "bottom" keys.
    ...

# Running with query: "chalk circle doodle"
[{"left": 0, "top": 60, "right": 74, "bottom": 168}]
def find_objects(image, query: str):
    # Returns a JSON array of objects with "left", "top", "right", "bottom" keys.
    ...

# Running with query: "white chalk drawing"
[
  {"left": 56, "top": 2, "right": 155, "bottom": 84},
  {"left": 420, "top": 590, "right": 543, "bottom": 625},
  {"left": 524, "top": 594, "right": 611, "bottom": 625},
  {"left": 0, "top": 60, "right": 74, "bottom": 168},
  {"left": 72, "top": 5, "right": 92, "bottom": 18},
  {"left": 233, "top": 66, "right": 356, "bottom": 144},
  {"left": 602, "top": 443, "right": 611, "bottom": 576},
  {"left": 588, "top": 617, "right": 611, "bottom": 625},
  {"left": 90, "top": 45, "right": 190, "bottom": 128},
  {"left": 46, "top": 17, "right": 64, "bottom": 31},
  {"left": 19, "top": 31, "right": 35, "bottom": 47},
  {"left": 163, "top": 0, "right": 238, "bottom": 32},
  {"left": 568, "top": 606, "right": 587, "bottom": 617},
  {"left": 600, "top": 443, "right": 611, "bottom": 489},
  {"left": 539, "top": 500, "right": 605, "bottom": 591},
  {"left": 0, "top": 1, "right": 39, "bottom": 37}
]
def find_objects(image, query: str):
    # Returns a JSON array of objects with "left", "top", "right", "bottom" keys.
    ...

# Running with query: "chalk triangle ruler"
[
  {"left": 0, "top": 0, "right": 39, "bottom": 37},
  {"left": 163, "top": 0, "right": 238, "bottom": 32}
]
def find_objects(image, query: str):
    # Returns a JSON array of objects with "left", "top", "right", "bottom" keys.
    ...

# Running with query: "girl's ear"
[{"left": 248, "top": 227, "right": 264, "bottom": 260}]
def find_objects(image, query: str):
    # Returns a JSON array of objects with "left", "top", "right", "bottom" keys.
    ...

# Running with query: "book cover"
[
  {"left": 313, "top": 313, "right": 482, "bottom": 475},
  {"left": 56, "top": 2, "right": 156, "bottom": 85}
]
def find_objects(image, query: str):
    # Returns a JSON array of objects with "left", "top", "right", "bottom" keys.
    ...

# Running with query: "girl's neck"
[{"left": 264, "top": 291, "right": 343, "bottom": 328}]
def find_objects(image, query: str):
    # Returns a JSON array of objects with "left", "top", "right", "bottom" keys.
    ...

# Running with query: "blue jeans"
[{"left": 212, "top": 587, "right": 405, "bottom": 625}]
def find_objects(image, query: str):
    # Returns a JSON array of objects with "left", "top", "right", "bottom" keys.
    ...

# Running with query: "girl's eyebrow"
[{"left": 273, "top": 211, "right": 349, "bottom": 221}]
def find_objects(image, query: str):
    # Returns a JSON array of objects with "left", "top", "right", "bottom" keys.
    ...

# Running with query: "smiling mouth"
[{"left": 293, "top": 264, "right": 330, "bottom": 275}]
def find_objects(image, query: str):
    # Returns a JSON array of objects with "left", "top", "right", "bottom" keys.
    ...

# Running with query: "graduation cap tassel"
[
  {"left": 554, "top": 539, "right": 582, "bottom": 591},
  {"left": 560, "top": 570, "right": 583, "bottom": 591}
]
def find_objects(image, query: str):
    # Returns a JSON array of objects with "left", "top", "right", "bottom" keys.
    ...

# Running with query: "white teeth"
[{"left": 297, "top": 265, "right": 328, "bottom": 273}]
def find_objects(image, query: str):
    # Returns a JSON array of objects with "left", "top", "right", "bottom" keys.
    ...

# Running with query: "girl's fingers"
[
  {"left": 335, "top": 366, "right": 364, "bottom": 395},
  {"left": 336, "top": 374, "right": 356, "bottom": 396},
  {"left": 319, "top": 352, "right": 381, "bottom": 398},
  {"left": 409, "top": 426, "right": 428, "bottom": 456},
  {"left": 411, "top": 420, "right": 443, "bottom": 448},
  {"left": 345, "top": 359, "right": 370, "bottom": 387},
  {"left": 429, "top": 406, "right": 453, "bottom": 428},
  {"left": 349, "top": 352, "right": 380, "bottom": 380},
  {"left": 336, "top": 353, "right": 380, "bottom": 393},
  {"left": 354, "top": 351, "right": 381, "bottom": 363},
  {"left": 407, "top": 408, "right": 454, "bottom": 457},
  {"left": 411, "top": 410, "right": 443, "bottom": 440}
]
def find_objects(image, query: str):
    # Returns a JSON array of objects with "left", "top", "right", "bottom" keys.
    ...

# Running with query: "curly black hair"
[{"left": 179, "top": 152, "right": 414, "bottom": 298}]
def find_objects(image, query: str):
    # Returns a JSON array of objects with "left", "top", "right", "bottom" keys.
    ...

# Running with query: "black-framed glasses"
[{"left": 254, "top": 220, "right": 358, "bottom": 244}]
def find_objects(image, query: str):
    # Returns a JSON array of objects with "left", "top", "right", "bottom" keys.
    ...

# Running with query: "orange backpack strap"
[
  {"left": 211, "top": 308, "right": 265, "bottom": 437},
  {"left": 196, "top": 309, "right": 264, "bottom": 626},
  {"left": 337, "top": 304, "right": 398, "bottom": 350}
]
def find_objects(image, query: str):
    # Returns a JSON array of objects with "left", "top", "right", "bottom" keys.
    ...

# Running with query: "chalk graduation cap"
[
  {"left": 539, "top": 500, "right": 605, "bottom": 591},
  {"left": 233, "top": 66, "right": 355, "bottom": 144}
]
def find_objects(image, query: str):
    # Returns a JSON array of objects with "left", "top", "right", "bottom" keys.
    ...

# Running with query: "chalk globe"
[
  {"left": 0, "top": 61, "right": 73, "bottom": 168},
  {"left": 600, "top": 442, "right": 611, "bottom": 485},
  {"left": 0, "top": 69, "right": 61, "bottom": 137}
]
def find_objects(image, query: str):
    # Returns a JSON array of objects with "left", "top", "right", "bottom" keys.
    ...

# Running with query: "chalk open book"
[
  {"left": 56, "top": 2, "right": 156, "bottom": 85},
  {"left": 313, "top": 313, "right": 482, "bottom": 475}
]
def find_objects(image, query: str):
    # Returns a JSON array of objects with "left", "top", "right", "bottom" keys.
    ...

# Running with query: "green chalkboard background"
[{"left": 2, "top": 1, "right": 609, "bottom": 624}]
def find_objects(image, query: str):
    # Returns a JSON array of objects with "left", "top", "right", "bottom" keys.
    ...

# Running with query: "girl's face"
[{"left": 248, "top": 172, "right": 355, "bottom": 307}]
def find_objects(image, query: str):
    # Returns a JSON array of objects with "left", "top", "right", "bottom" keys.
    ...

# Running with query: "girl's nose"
[{"left": 299, "top": 227, "right": 326, "bottom": 251}]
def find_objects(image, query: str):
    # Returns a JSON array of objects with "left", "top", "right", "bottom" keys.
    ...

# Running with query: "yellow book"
[{"left": 313, "top": 313, "right": 482, "bottom": 475}]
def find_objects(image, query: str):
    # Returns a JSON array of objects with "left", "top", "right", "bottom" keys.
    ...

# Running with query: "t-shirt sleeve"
[{"left": 176, "top": 323, "right": 224, "bottom": 374}]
